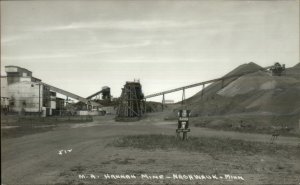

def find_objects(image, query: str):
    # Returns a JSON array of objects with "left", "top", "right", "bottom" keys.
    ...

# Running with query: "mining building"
[{"left": 1, "top": 66, "right": 63, "bottom": 116}]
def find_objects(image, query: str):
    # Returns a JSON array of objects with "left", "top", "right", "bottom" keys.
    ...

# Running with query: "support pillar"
[
  {"left": 201, "top": 84, "right": 205, "bottom": 99},
  {"left": 38, "top": 83, "right": 41, "bottom": 116},
  {"left": 182, "top": 88, "right": 185, "bottom": 106},
  {"left": 162, "top": 94, "right": 165, "bottom": 111},
  {"left": 144, "top": 98, "right": 147, "bottom": 113}
]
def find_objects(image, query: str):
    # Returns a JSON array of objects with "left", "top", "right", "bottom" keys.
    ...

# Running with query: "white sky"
[{"left": 1, "top": 0, "right": 299, "bottom": 102}]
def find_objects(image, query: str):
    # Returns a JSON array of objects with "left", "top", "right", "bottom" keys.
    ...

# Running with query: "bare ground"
[{"left": 1, "top": 114, "right": 300, "bottom": 185}]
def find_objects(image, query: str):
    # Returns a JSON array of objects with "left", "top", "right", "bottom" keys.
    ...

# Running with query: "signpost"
[{"left": 176, "top": 109, "right": 191, "bottom": 140}]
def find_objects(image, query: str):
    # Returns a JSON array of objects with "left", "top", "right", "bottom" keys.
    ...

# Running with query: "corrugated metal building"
[{"left": 1, "top": 66, "right": 56, "bottom": 115}]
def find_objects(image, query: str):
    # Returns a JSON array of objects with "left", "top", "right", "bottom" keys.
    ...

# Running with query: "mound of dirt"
[
  {"left": 218, "top": 71, "right": 299, "bottom": 97},
  {"left": 185, "top": 62, "right": 264, "bottom": 104},
  {"left": 224, "top": 62, "right": 263, "bottom": 77},
  {"left": 160, "top": 62, "right": 300, "bottom": 135},
  {"left": 183, "top": 62, "right": 300, "bottom": 117},
  {"left": 293, "top": 62, "right": 300, "bottom": 68},
  {"left": 285, "top": 62, "right": 300, "bottom": 79}
]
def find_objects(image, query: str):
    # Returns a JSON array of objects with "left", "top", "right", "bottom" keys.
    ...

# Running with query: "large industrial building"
[
  {"left": 1, "top": 66, "right": 63, "bottom": 116},
  {"left": 1, "top": 66, "right": 112, "bottom": 116}
]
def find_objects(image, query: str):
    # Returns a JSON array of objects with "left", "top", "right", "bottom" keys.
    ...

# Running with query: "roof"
[
  {"left": 32, "top": 76, "right": 42, "bottom": 82},
  {"left": 5, "top": 66, "right": 32, "bottom": 74}
]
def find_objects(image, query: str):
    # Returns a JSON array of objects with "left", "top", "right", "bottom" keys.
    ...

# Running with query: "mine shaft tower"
[{"left": 116, "top": 80, "right": 145, "bottom": 120}]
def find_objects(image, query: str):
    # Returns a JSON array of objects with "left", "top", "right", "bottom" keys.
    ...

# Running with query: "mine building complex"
[
  {"left": 1, "top": 62, "right": 288, "bottom": 119},
  {"left": 1, "top": 66, "right": 109, "bottom": 116}
]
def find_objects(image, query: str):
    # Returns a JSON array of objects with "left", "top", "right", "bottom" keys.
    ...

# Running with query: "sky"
[{"left": 1, "top": 0, "right": 299, "bottom": 102}]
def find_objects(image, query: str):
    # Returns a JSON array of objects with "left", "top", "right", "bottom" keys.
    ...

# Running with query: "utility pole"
[
  {"left": 162, "top": 94, "right": 165, "bottom": 111},
  {"left": 182, "top": 88, "right": 186, "bottom": 106},
  {"left": 144, "top": 98, "right": 147, "bottom": 114},
  {"left": 39, "top": 83, "right": 41, "bottom": 116}
]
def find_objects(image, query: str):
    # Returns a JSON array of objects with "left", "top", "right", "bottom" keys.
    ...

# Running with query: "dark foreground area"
[{"left": 1, "top": 115, "right": 300, "bottom": 185}]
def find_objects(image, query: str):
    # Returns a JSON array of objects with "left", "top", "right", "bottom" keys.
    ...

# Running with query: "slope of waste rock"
[
  {"left": 285, "top": 62, "right": 300, "bottom": 79},
  {"left": 184, "top": 62, "right": 300, "bottom": 116},
  {"left": 185, "top": 62, "right": 263, "bottom": 104},
  {"left": 217, "top": 71, "right": 299, "bottom": 97}
]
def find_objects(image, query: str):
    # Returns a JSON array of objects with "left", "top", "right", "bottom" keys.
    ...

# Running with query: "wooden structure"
[{"left": 116, "top": 81, "right": 145, "bottom": 121}]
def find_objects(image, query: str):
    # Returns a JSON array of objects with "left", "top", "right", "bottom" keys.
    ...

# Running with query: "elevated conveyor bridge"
[
  {"left": 41, "top": 82, "right": 102, "bottom": 107},
  {"left": 144, "top": 65, "right": 273, "bottom": 110}
]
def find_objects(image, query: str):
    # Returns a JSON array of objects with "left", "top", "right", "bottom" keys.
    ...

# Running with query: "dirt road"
[{"left": 2, "top": 116, "right": 300, "bottom": 185}]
